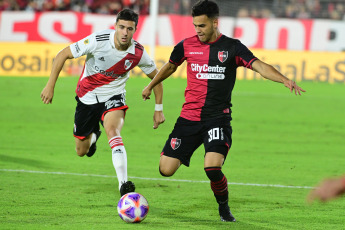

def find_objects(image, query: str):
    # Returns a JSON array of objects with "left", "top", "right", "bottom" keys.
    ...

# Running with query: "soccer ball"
[{"left": 117, "top": 192, "right": 149, "bottom": 223}]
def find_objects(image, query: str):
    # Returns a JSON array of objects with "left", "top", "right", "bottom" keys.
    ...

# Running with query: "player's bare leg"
[
  {"left": 104, "top": 109, "right": 135, "bottom": 196},
  {"left": 204, "top": 152, "right": 235, "bottom": 222},
  {"left": 75, "top": 131, "right": 102, "bottom": 157},
  {"left": 75, "top": 134, "right": 92, "bottom": 157},
  {"left": 159, "top": 155, "right": 181, "bottom": 177}
]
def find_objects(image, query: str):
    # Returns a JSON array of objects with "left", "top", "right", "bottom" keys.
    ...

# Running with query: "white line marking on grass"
[{"left": 0, "top": 169, "right": 313, "bottom": 189}]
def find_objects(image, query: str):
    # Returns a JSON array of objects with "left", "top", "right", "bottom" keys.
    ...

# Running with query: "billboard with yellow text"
[{"left": 0, "top": 42, "right": 344, "bottom": 83}]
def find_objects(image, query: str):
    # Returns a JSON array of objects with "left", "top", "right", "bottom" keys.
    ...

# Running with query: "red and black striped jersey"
[{"left": 169, "top": 34, "right": 257, "bottom": 121}]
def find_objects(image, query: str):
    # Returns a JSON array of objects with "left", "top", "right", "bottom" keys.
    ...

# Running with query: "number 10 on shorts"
[{"left": 208, "top": 127, "right": 224, "bottom": 142}]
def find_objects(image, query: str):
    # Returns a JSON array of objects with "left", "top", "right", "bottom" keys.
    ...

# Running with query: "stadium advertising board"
[
  {"left": 0, "top": 12, "right": 345, "bottom": 51},
  {"left": 0, "top": 42, "right": 344, "bottom": 83}
]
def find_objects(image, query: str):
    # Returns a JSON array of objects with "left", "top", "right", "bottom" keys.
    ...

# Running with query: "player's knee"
[
  {"left": 75, "top": 147, "right": 87, "bottom": 157},
  {"left": 204, "top": 167, "right": 224, "bottom": 181},
  {"left": 159, "top": 167, "right": 174, "bottom": 177}
]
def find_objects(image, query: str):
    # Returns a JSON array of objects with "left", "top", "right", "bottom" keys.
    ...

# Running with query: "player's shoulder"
[
  {"left": 220, "top": 34, "right": 241, "bottom": 44},
  {"left": 174, "top": 35, "right": 199, "bottom": 48},
  {"left": 181, "top": 35, "right": 199, "bottom": 44},
  {"left": 91, "top": 29, "right": 114, "bottom": 42},
  {"left": 133, "top": 40, "right": 144, "bottom": 51},
  {"left": 220, "top": 35, "right": 248, "bottom": 50}
]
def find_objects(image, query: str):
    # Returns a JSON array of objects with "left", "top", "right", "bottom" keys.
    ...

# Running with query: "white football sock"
[
  {"left": 109, "top": 136, "right": 127, "bottom": 190},
  {"left": 90, "top": 133, "right": 97, "bottom": 147}
]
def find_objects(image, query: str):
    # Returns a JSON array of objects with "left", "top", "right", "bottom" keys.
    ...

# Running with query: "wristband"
[{"left": 155, "top": 104, "right": 163, "bottom": 111}]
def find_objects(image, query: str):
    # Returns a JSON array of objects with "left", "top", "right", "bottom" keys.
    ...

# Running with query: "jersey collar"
[{"left": 110, "top": 30, "right": 136, "bottom": 55}]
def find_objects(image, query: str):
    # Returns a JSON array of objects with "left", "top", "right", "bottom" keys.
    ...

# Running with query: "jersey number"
[{"left": 208, "top": 128, "right": 224, "bottom": 142}]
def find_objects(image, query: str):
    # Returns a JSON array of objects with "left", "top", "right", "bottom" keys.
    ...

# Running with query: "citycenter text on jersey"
[{"left": 191, "top": 63, "right": 226, "bottom": 80}]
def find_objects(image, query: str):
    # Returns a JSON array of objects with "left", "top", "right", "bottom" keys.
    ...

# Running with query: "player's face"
[
  {"left": 193, "top": 15, "right": 218, "bottom": 43},
  {"left": 114, "top": 19, "right": 136, "bottom": 50}
]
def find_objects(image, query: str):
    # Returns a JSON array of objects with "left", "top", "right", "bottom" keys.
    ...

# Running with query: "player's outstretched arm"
[
  {"left": 252, "top": 60, "right": 306, "bottom": 95},
  {"left": 40, "top": 46, "right": 74, "bottom": 104},
  {"left": 142, "top": 62, "right": 177, "bottom": 101},
  {"left": 307, "top": 176, "right": 345, "bottom": 203},
  {"left": 146, "top": 69, "right": 165, "bottom": 129}
]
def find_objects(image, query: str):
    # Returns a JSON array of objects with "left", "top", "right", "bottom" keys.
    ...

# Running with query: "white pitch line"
[{"left": 0, "top": 169, "right": 313, "bottom": 189}]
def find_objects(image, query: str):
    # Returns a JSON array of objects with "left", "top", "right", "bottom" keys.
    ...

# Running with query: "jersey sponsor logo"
[
  {"left": 191, "top": 64, "right": 226, "bottom": 73},
  {"left": 189, "top": 51, "right": 203, "bottom": 55},
  {"left": 94, "top": 66, "right": 123, "bottom": 78},
  {"left": 191, "top": 63, "right": 226, "bottom": 80},
  {"left": 196, "top": 73, "right": 225, "bottom": 79},
  {"left": 218, "top": 51, "right": 228, "bottom": 63},
  {"left": 124, "top": 60, "right": 133, "bottom": 70},
  {"left": 170, "top": 138, "right": 181, "bottom": 150}
]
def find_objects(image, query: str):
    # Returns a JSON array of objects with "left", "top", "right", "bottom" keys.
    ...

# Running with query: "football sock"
[
  {"left": 204, "top": 167, "right": 229, "bottom": 204},
  {"left": 90, "top": 133, "right": 97, "bottom": 146},
  {"left": 109, "top": 136, "right": 128, "bottom": 190}
]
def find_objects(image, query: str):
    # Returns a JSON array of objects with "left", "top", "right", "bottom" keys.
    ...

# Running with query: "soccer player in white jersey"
[{"left": 40, "top": 9, "right": 165, "bottom": 196}]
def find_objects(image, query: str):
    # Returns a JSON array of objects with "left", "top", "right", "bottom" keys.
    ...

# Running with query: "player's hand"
[
  {"left": 153, "top": 111, "right": 165, "bottom": 129},
  {"left": 307, "top": 177, "right": 345, "bottom": 203},
  {"left": 142, "top": 86, "right": 152, "bottom": 101},
  {"left": 41, "top": 85, "right": 54, "bottom": 104},
  {"left": 284, "top": 80, "right": 306, "bottom": 95}
]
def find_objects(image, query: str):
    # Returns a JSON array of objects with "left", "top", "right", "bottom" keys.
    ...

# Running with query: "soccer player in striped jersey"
[
  {"left": 142, "top": 0, "right": 305, "bottom": 222},
  {"left": 41, "top": 9, "right": 165, "bottom": 197}
]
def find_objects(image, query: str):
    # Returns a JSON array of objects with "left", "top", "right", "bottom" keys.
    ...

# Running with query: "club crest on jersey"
[
  {"left": 124, "top": 60, "right": 133, "bottom": 70},
  {"left": 218, "top": 51, "right": 228, "bottom": 63},
  {"left": 170, "top": 138, "right": 181, "bottom": 150}
]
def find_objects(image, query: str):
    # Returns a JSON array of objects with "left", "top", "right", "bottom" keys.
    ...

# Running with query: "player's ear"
[{"left": 213, "top": 18, "right": 219, "bottom": 28}]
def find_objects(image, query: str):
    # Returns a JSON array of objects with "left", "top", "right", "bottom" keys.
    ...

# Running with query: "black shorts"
[
  {"left": 161, "top": 116, "right": 232, "bottom": 166},
  {"left": 73, "top": 93, "right": 128, "bottom": 140}
]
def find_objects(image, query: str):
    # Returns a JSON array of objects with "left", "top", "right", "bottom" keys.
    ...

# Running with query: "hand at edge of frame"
[{"left": 284, "top": 80, "right": 306, "bottom": 95}]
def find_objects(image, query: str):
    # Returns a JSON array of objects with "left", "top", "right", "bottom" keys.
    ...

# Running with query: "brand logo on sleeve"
[{"left": 218, "top": 51, "right": 228, "bottom": 63}]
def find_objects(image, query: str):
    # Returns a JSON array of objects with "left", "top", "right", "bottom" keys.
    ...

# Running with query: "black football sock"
[{"left": 204, "top": 167, "right": 229, "bottom": 204}]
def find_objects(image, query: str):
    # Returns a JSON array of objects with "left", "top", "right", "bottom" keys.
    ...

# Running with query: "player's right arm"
[
  {"left": 142, "top": 62, "right": 177, "bottom": 101},
  {"left": 41, "top": 46, "right": 74, "bottom": 104}
]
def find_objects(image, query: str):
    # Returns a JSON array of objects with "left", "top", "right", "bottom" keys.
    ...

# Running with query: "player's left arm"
[
  {"left": 252, "top": 59, "right": 306, "bottom": 95},
  {"left": 146, "top": 69, "right": 165, "bottom": 129}
]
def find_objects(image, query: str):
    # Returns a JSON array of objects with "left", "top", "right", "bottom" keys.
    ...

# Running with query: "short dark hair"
[
  {"left": 116, "top": 8, "right": 139, "bottom": 27},
  {"left": 192, "top": 0, "right": 219, "bottom": 18}
]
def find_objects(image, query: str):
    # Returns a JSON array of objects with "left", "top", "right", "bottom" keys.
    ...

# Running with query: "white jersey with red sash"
[{"left": 70, "top": 29, "right": 156, "bottom": 105}]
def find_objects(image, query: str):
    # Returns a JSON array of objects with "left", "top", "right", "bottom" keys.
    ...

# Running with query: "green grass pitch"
[{"left": 0, "top": 76, "right": 344, "bottom": 229}]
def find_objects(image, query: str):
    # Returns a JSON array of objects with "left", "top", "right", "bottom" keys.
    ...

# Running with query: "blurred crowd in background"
[{"left": 0, "top": 0, "right": 344, "bottom": 20}]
